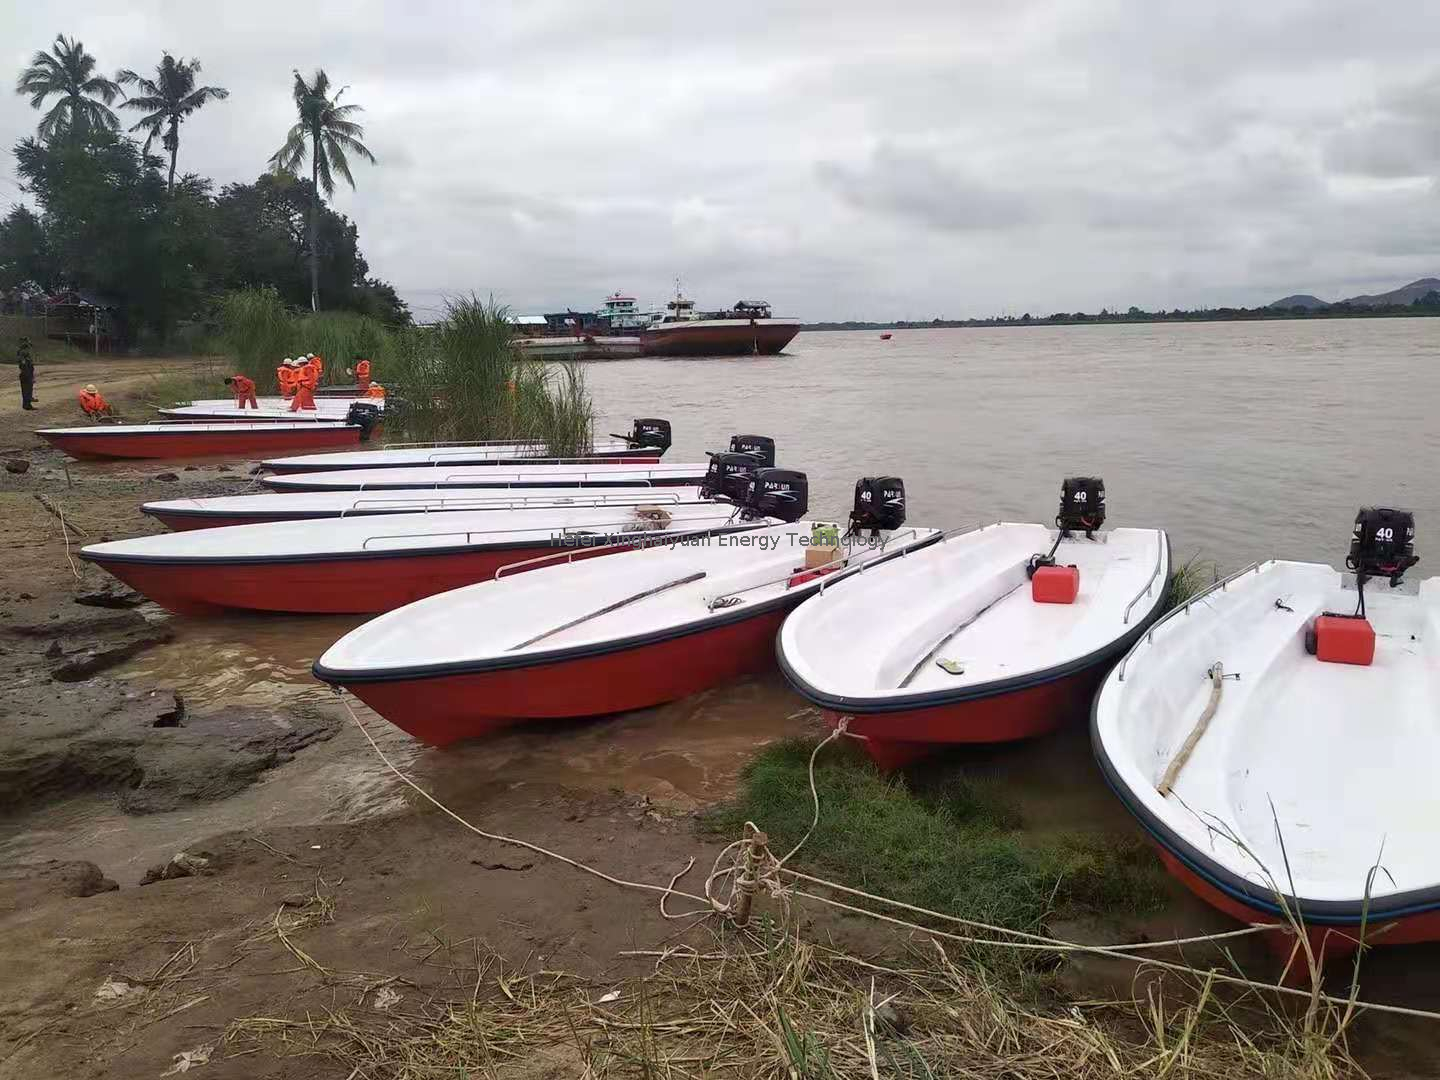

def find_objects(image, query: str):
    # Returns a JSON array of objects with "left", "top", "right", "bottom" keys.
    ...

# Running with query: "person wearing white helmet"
[{"left": 277, "top": 357, "right": 299, "bottom": 399}]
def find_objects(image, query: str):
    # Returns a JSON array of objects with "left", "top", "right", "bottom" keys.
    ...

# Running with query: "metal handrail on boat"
[
  {"left": 816, "top": 521, "right": 990, "bottom": 597},
  {"left": 701, "top": 529, "right": 921, "bottom": 609},
  {"left": 1122, "top": 530, "right": 1167, "bottom": 625},
  {"left": 492, "top": 519, "right": 746, "bottom": 580},
  {"left": 440, "top": 470, "right": 670, "bottom": 485},
  {"left": 359, "top": 510, "right": 737, "bottom": 551},
  {"left": 340, "top": 491, "right": 687, "bottom": 516},
  {"left": 423, "top": 449, "right": 637, "bottom": 465},
  {"left": 1115, "top": 561, "right": 1266, "bottom": 682}
]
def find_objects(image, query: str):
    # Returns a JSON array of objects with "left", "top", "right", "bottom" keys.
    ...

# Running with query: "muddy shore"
[{"left": 3, "top": 357, "right": 1440, "bottom": 1077}]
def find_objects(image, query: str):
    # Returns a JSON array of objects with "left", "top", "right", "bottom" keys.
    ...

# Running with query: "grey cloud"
[
  {"left": 817, "top": 147, "right": 1037, "bottom": 230},
  {"left": 3, "top": 1, "right": 1440, "bottom": 321},
  {"left": 1325, "top": 74, "right": 1440, "bottom": 179}
]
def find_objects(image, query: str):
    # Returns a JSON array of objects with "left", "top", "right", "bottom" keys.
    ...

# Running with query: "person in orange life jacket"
[
  {"left": 362, "top": 381, "right": 385, "bottom": 399},
  {"left": 277, "top": 358, "right": 299, "bottom": 398},
  {"left": 77, "top": 383, "right": 111, "bottom": 419},
  {"left": 347, "top": 355, "right": 372, "bottom": 392},
  {"left": 289, "top": 360, "right": 319, "bottom": 411},
  {"left": 309, "top": 354, "right": 324, "bottom": 382},
  {"left": 225, "top": 374, "right": 259, "bottom": 409}
]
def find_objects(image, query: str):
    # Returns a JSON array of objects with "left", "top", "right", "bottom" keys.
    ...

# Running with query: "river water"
[
  {"left": 5, "top": 320, "right": 1440, "bottom": 1020},
  {"left": 588, "top": 319, "right": 1440, "bottom": 567}
]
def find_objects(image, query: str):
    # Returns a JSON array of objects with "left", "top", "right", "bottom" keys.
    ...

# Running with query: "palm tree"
[
  {"left": 117, "top": 54, "right": 228, "bottom": 194},
  {"left": 269, "top": 69, "right": 376, "bottom": 312},
  {"left": 15, "top": 34, "right": 122, "bottom": 142}
]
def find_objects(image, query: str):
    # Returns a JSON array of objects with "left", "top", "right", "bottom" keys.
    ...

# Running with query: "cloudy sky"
[{"left": 4, "top": 1, "right": 1440, "bottom": 320}]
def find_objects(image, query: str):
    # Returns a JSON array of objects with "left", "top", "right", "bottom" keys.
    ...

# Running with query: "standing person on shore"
[
  {"left": 348, "top": 355, "right": 372, "bottom": 393},
  {"left": 289, "top": 358, "right": 318, "bottom": 412},
  {"left": 224, "top": 374, "right": 259, "bottom": 409},
  {"left": 277, "top": 358, "right": 299, "bottom": 399},
  {"left": 14, "top": 337, "right": 36, "bottom": 411}
]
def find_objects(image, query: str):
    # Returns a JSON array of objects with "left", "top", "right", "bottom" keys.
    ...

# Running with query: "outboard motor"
[
  {"left": 849, "top": 476, "right": 906, "bottom": 537},
  {"left": 345, "top": 402, "right": 383, "bottom": 442},
  {"left": 729, "top": 434, "right": 776, "bottom": 469},
  {"left": 1347, "top": 506, "right": 1418, "bottom": 589},
  {"left": 1057, "top": 476, "right": 1106, "bottom": 537},
  {"left": 700, "top": 451, "right": 760, "bottom": 503},
  {"left": 1308, "top": 507, "right": 1418, "bottom": 662},
  {"left": 620, "top": 417, "right": 672, "bottom": 452},
  {"left": 743, "top": 468, "right": 809, "bottom": 522},
  {"left": 1028, "top": 475, "right": 1105, "bottom": 580}
]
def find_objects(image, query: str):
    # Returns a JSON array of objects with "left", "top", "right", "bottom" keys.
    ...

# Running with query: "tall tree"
[
  {"left": 117, "top": 54, "right": 228, "bottom": 194},
  {"left": 15, "top": 34, "right": 121, "bottom": 142},
  {"left": 268, "top": 69, "right": 375, "bottom": 312}
]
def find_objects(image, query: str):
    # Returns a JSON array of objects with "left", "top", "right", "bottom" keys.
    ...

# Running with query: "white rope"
[
  {"left": 341, "top": 697, "right": 710, "bottom": 912},
  {"left": 340, "top": 694, "right": 1440, "bottom": 1025}
]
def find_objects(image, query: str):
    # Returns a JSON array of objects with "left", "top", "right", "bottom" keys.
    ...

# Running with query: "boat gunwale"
[
  {"left": 80, "top": 518, "right": 767, "bottom": 569},
  {"left": 776, "top": 531, "right": 1172, "bottom": 714},
  {"left": 1090, "top": 562, "right": 1440, "bottom": 926},
  {"left": 312, "top": 528, "right": 943, "bottom": 685}
]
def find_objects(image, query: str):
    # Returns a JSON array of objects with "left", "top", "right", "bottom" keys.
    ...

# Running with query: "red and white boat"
[
  {"left": 262, "top": 462, "right": 711, "bottom": 493},
  {"left": 36, "top": 421, "right": 367, "bottom": 461},
  {"left": 144, "top": 486, "right": 710, "bottom": 531},
  {"left": 778, "top": 479, "right": 1170, "bottom": 769},
  {"left": 1093, "top": 509, "right": 1439, "bottom": 961},
  {"left": 82, "top": 500, "right": 771, "bottom": 616},
  {"left": 314, "top": 472, "right": 940, "bottom": 745},
  {"left": 261, "top": 418, "right": 672, "bottom": 473},
  {"left": 159, "top": 397, "right": 381, "bottom": 422}
]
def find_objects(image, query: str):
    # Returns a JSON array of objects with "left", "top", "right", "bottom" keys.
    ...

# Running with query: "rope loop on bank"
[{"left": 337, "top": 692, "right": 1440, "bottom": 1025}]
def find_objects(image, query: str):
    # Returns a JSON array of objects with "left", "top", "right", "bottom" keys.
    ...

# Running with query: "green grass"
[
  {"left": 707, "top": 739, "right": 1168, "bottom": 934},
  {"left": 114, "top": 359, "right": 232, "bottom": 416},
  {"left": 1167, "top": 553, "right": 1219, "bottom": 609}
]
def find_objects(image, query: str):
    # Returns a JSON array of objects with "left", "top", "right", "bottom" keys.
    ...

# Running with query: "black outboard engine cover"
[
  {"left": 1057, "top": 476, "right": 1105, "bottom": 535},
  {"left": 729, "top": 434, "right": 776, "bottom": 469},
  {"left": 628, "top": 418, "right": 672, "bottom": 452},
  {"left": 1347, "top": 506, "right": 1418, "bottom": 586},
  {"left": 850, "top": 476, "right": 906, "bottom": 535},
  {"left": 744, "top": 468, "right": 808, "bottom": 523},
  {"left": 345, "top": 402, "right": 383, "bottom": 442},
  {"left": 700, "top": 451, "right": 759, "bottom": 502}
]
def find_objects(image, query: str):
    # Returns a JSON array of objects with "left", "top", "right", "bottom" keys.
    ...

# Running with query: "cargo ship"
[{"left": 514, "top": 290, "right": 800, "bottom": 359}]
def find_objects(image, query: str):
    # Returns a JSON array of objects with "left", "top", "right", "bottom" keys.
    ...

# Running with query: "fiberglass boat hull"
[
  {"left": 85, "top": 540, "right": 648, "bottom": 616},
  {"left": 39, "top": 424, "right": 362, "bottom": 461},
  {"left": 332, "top": 607, "right": 791, "bottom": 745}
]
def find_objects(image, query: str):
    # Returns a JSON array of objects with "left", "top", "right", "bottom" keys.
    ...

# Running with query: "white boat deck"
[
  {"left": 263, "top": 438, "right": 637, "bottom": 471},
  {"left": 84, "top": 502, "right": 753, "bottom": 561},
  {"left": 145, "top": 486, "right": 710, "bottom": 520},
  {"left": 780, "top": 523, "right": 1168, "bottom": 699},
  {"left": 1096, "top": 561, "right": 1440, "bottom": 902},
  {"left": 318, "top": 523, "right": 939, "bottom": 672},
  {"left": 261, "top": 463, "right": 709, "bottom": 492}
]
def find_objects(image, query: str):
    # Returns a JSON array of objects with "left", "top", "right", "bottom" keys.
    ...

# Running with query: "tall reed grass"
[
  {"left": 210, "top": 289, "right": 596, "bottom": 456},
  {"left": 220, "top": 287, "right": 397, "bottom": 390},
  {"left": 382, "top": 295, "right": 595, "bottom": 453}
]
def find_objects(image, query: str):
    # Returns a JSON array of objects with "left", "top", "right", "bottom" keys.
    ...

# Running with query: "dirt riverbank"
[{"left": 2, "top": 355, "right": 1439, "bottom": 1077}]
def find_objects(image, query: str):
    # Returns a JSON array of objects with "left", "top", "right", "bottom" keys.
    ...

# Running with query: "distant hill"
[
  {"left": 1267, "top": 294, "right": 1329, "bottom": 310},
  {"left": 1266, "top": 276, "right": 1440, "bottom": 310},
  {"left": 1339, "top": 277, "right": 1440, "bottom": 307}
]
